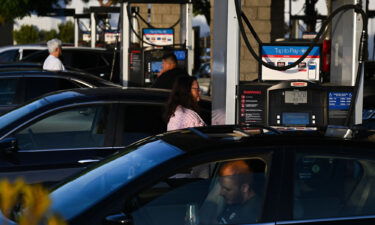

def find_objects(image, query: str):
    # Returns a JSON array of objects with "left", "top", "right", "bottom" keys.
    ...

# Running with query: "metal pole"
[
  {"left": 183, "top": 2, "right": 194, "bottom": 75},
  {"left": 74, "top": 17, "right": 79, "bottom": 47},
  {"left": 121, "top": 2, "right": 130, "bottom": 87},
  {"left": 211, "top": 0, "right": 240, "bottom": 125},
  {"left": 90, "top": 11, "right": 96, "bottom": 48}
]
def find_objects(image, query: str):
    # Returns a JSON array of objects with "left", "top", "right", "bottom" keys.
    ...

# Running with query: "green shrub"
[{"left": 13, "top": 25, "right": 39, "bottom": 44}]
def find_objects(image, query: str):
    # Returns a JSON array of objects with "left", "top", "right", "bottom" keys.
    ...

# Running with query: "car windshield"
[{"left": 50, "top": 139, "right": 183, "bottom": 220}]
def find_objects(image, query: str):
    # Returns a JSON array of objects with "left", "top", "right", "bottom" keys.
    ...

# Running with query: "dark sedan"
[
  {"left": 0, "top": 87, "right": 211, "bottom": 186},
  {"left": 0, "top": 69, "right": 119, "bottom": 114},
  {"left": 40, "top": 125, "right": 375, "bottom": 225},
  {"left": 21, "top": 47, "right": 120, "bottom": 82}
]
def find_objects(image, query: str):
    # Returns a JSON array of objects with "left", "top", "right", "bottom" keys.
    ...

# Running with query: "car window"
[
  {"left": 0, "top": 78, "right": 20, "bottom": 105},
  {"left": 0, "top": 50, "right": 19, "bottom": 63},
  {"left": 24, "top": 77, "right": 80, "bottom": 101},
  {"left": 130, "top": 158, "right": 267, "bottom": 225},
  {"left": 294, "top": 153, "right": 375, "bottom": 220},
  {"left": 15, "top": 104, "right": 111, "bottom": 150},
  {"left": 122, "top": 104, "right": 166, "bottom": 146},
  {"left": 71, "top": 52, "right": 100, "bottom": 69},
  {"left": 22, "top": 50, "right": 48, "bottom": 62},
  {"left": 51, "top": 140, "right": 184, "bottom": 220},
  {"left": 21, "top": 49, "right": 42, "bottom": 59}
]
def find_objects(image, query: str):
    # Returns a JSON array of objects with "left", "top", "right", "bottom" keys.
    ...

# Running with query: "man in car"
[
  {"left": 151, "top": 52, "right": 188, "bottom": 89},
  {"left": 43, "top": 38, "right": 65, "bottom": 71},
  {"left": 216, "top": 160, "right": 261, "bottom": 224}
]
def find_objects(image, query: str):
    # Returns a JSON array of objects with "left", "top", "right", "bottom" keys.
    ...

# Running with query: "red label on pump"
[
  {"left": 290, "top": 82, "right": 308, "bottom": 87},
  {"left": 243, "top": 90, "right": 262, "bottom": 94}
]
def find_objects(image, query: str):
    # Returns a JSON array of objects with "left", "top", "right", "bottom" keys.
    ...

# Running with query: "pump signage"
[
  {"left": 237, "top": 84, "right": 270, "bottom": 126},
  {"left": 143, "top": 28, "right": 174, "bottom": 47},
  {"left": 260, "top": 44, "right": 321, "bottom": 82}
]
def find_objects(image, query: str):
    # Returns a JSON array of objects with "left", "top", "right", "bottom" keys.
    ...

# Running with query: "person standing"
[
  {"left": 165, "top": 76, "right": 206, "bottom": 131},
  {"left": 151, "top": 52, "right": 189, "bottom": 89},
  {"left": 43, "top": 38, "right": 65, "bottom": 71}
]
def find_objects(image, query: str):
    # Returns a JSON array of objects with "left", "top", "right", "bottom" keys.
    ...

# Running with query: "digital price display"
[
  {"left": 282, "top": 112, "right": 310, "bottom": 125},
  {"left": 285, "top": 91, "right": 307, "bottom": 104}
]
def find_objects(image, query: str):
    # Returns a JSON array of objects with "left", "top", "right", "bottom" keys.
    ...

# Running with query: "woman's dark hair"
[{"left": 165, "top": 76, "right": 199, "bottom": 121}]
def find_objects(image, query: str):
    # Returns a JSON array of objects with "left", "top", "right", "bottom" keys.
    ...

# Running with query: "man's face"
[
  {"left": 161, "top": 59, "right": 175, "bottom": 72},
  {"left": 56, "top": 47, "right": 62, "bottom": 57},
  {"left": 219, "top": 176, "right": 243, "bottom": 205}
]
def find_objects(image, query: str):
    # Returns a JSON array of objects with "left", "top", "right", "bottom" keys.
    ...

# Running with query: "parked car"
[
  {"left": 21, "top": 47, "right": 120, "bottom": 82},
  {"left": 0, "top": 87, "right": 211, "bottom": 186},
  {"left": 41, "top": 125, "right": 375, "bottom": 225},
  {"left": 0, "top": 45, "right": 47, "bottom": 64},
  {"left": 0, "top": 69, "right": 119, "bottom": 114}
]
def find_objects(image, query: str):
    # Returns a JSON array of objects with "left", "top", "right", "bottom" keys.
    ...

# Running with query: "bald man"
[{"left": 216, "top": 160, "right": 261, "bottom": 224}]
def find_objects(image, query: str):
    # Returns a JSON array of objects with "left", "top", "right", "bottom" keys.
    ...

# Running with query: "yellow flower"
[
  {"left": 19, "top": 184, "right": 51, "bottom": 225},
  {"left": 0, "top": 178, "right": 67, "bottom": 225},
  {"left": 0, "top": 178, "right": 26, "bottom": 218},
  {"left": 47, "top": 215, "right": 67, "bottom": 225}
]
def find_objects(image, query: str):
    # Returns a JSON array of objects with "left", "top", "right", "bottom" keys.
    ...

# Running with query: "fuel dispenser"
[
  {"left": 142, "top": 48, "right": 187, "bottom": 84},
  {"left": 237, "top": 80, "right": 354, "bottom": 127},
  {"left": 120, "top": 0, "right": 193, "bottom": 87},
  {"left": 230, "top": 1, "right": 368, "bottom": 129}
]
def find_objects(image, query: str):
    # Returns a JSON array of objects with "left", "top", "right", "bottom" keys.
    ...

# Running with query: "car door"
[
  {"left": 0, "top": 103, "right": 117, "bottom": 186},
  {"left": 0, "top": 49, "right": 19, "bottom": 63},
  {"left": 276, "top": 144, "right": 375, "bottom": 225},
  {"left": 70, "top": 146, "right": 283, "bottom": 225}
]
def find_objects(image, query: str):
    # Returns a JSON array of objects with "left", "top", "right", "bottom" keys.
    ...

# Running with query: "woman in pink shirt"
[{"left": 166, "top": 76, "right": 206, "bottom": 131}]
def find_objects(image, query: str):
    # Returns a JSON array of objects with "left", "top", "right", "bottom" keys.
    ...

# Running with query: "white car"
[{"left": 0, "top": 44, "right": 47, "bottom": 63}]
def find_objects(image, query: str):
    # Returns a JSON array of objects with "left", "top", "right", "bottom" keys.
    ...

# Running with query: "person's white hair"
[{"left": 46, "top": 38, "right": 62, "bottom": 53}]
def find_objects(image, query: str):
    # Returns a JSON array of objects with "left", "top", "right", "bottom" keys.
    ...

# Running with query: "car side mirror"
[
  {"left": 104, "top": 213, "right": 133, "bottom": 225},
  {"left": 0, "top": 137, "right": 18, "bottom": 154}
]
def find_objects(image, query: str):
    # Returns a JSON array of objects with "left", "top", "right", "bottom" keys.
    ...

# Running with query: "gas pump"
[
  {"left": 212, "top": 0, "right": 368, "bottom": 130},
  {"left": 120, "top": 0, "right": 193, "bottom": 87}
]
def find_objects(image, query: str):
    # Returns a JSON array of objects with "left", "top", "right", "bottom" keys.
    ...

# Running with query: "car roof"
[
  {"left": 0, "top": 45, "right": 47, "bottom": 52},
  {"left": 0, "top": 69, "right": 119, "bottom": 87},
  {"left": 40, "top": 87, "right": 171, "bottom": 104},
  {"left": 152, "top": 125, "right": 375, "bottom": 154}
]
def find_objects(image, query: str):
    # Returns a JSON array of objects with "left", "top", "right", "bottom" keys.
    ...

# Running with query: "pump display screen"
[
  {"left": 328, "top": 92, "right": 352, "bottom": 110},
  {"left": 174, "top": 50, "right": 186, "bottom": 60},
  {"left": 282, "top": 112, "right": 310, "bottom": 125},
  {"left": 285, "top": 91, "right": 307, "bottom": 104},
  {"left": 151, "top": 61, "right": 162, "bottom": 73}
]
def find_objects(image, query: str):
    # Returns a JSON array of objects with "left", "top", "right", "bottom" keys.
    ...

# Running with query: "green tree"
[
  {"left": 0, "top": 0, "right": 69, "bottom": 23},
  {"left": 39, "top": 29, "right": 58, "bottom": 42},
  {"left": 58, "top": 21, "right": 74, "bottom": 43},
  {"left": 13, "top": 25, "right": 39, "bottom": 44}
]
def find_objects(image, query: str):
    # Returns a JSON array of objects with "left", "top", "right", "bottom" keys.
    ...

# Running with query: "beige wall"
[
  {"left": 133, "top": 4, "right": 182, "bottom": 45},
  {"left": 210, "top": 0, "right": 272, "bottom": 81},
  {"left": 134, "top": 1, "right": 273, "bottom": 81}
]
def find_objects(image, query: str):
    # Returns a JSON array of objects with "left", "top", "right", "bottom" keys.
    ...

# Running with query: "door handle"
[{"left": 78, "top": 159, "right": 100, "bottom": 164}]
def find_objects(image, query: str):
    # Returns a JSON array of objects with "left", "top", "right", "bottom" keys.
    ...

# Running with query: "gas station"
[{"left": 35, "top": 0, "right": 374, "bottom": 131}]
